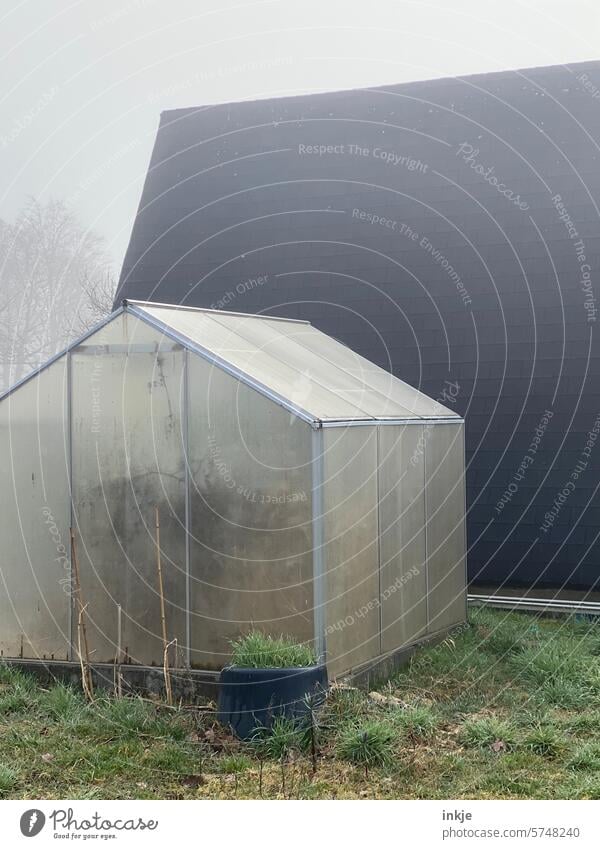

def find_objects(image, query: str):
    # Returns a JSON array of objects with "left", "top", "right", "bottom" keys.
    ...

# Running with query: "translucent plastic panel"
[
  {"left": 135, "top": 305, "right": 373, "bottom": 421},
  {"left": 0, "top": 358, "right": 70, "bottom": 659},
  {"left": 424, "top": 424, "right": 467, "bottom": 633},
  {"left": 71, "top": 341, "right": 186, "bottom": 665},
  {"left": 187, "top": 354, "right": 314, "bottom": 670},
  {"left": 270, "top": 322, "right": 458, "bottom": 418},
  {"left": 378, "top": 425, "right": 428, "bottom": 652},
  {"left": 322, "top": 426, "right": 380, "bottom": 676},
  {"left": 208, "top": 312, "right": 417, "bottom": 418},
  {"left": 75, "top": 310, "right": 180, "bottom": 350}
]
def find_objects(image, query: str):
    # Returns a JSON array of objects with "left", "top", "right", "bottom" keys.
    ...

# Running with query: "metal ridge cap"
[{"left": 123, "top": 299, "right": 310, "bottom": 325}]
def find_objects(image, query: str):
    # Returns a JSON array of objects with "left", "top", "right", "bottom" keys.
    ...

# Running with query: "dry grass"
[{"left": 1, "top": 608, "right": 600, "bottom": 799}]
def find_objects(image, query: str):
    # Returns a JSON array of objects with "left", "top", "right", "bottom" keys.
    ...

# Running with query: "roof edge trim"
[
  {"left": 122, "top": 299, "right": 310, "bottom": 326},
  {"left": 0, "top": 306, "right": 126, "bottom": 404},
  {"left": 320, "top": 417, "right": 463, "bottom": 427}
]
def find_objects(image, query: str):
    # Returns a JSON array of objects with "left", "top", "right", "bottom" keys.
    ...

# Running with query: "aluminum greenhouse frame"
[{"left": 0, "top": 301, "right": 466, "bottom": 678}]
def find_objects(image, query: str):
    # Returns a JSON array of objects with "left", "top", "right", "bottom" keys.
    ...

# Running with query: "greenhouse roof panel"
[{"left": 128, "top": 301, "right": 459, "bottom": 423}]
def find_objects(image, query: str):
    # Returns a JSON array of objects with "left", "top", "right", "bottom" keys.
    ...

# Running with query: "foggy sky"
[{"left": 1, "top": 0, "right": 599, "bottom": 274}]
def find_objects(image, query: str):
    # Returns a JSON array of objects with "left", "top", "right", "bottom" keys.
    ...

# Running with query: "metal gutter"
[{"left": 320, "top": 416, "right": 463, "bottom": 427}]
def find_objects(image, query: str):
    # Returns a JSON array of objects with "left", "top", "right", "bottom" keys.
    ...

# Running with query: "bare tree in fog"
[{"left": 0, "top": 198, "right": 115, "bottom": 391}]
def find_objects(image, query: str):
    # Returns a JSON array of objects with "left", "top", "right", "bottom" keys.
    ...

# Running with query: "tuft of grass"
[
  {"left": 537, "top": 676, "right": 590, "bottom": 710},
  {"left": 523, "top": 725, "right": 566, "bottom": 758},
  {"left": 143, "top": 743, "right": 198, "bottom": 774},
  {"left": 0, "top": 664, "right": 34, "bottom": 687},
  {"left": 72, "top": 740, "right": 144, "bottom": 782},
  {"left": 0, "top": 764, "right": 18, "bottom": 796},
  {"left": 0, "top": 682, "right": 37, "bottom": 716},
  {"left": 393, "top": 705, "right": 438, "bottom": 742},
  {"left": 97, "top": 697, "right": 155, "bottom": 738},
  {"left": 510, "top": 644, "right": 584, "bottom": 688},
  {"left": 336, "top": 721, "right": 395, "bottom": 768},
  {"left": 484, "top": 624, "right": 527, "bottom": 658},
  {"left": 459, "top": 717, "right": 516, "bottom": 750},
  {"left": 568, "top": 743, "right": 600, "bottom": 772},
  {"left": 214, "top": 754, "right": 252, "bottom": 775},
  {"left": 250, "top": 716, "right": 309, "bottom": 760},
  {"left": 560, "top": 710, "right": 600, "bottom": 735},
  {"left": 38, "top": 683, "right": 86, "bottom": 722},
  {"left": 92, "top": 697, "right": 185, "bottom": 742},
  {"left": 0, "top": 668, "right": 38, "bottom": 717},
  {"left": 229, "top": 632, "right": 316, "bottom": 668}
]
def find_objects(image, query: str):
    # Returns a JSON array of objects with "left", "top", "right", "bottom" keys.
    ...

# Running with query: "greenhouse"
[{"left": 0, "top": 301, "right": 466, "bottom": 678}]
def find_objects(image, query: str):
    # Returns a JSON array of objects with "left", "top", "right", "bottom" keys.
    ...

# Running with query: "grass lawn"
[{"left": 2, "top": 607, "right": 600, "bottom": 799}]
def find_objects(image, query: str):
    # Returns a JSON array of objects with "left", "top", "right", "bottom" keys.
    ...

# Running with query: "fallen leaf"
[
  {"left": 491, "top": 739, "right": 506, "bottom": 753},
  {"left": 41, "top": 753, "right": 54, "bottom": 763}
]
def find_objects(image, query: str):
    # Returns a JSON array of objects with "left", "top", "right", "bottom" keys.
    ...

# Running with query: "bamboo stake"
[
  {"left": 70, "top": 528, "right": 94, "bottom": 700},
  {"left": 115, "top": 604, "right": 123, "bottom": 698},
  {"left": 77, "top": 604, "right": 94, "bottom": 702},
  {"left": 154, "top": 506, "right": 172, "bottom": 705},
  {"left": 163, "top": 639, "right": 176, "bottom": 707}
]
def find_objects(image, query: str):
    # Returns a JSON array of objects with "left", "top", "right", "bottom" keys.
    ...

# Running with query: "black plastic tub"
[{"left": 218, "top": 664, "right": 328, "bottom": 739}]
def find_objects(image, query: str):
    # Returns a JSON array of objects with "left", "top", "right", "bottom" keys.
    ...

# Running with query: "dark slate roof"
[{"left": 116, "top": 60, "right": 600, "bottom": 589}]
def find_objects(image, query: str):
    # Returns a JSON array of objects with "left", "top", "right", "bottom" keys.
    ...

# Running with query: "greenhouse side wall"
[
  {"left": 424, "top": 422, "right": 467, "bottom": 633},
  {"left": 186, "top": 353, "right": 315, "bottom": 670},
  {"left": 377, "top": 424, "right": 428, "bottom": 654},
  {"left": 70, "top": 316, "right": 188, "bottom": 666},
  {"left": 322, "top": 421, "right": 466, "bottom": 679},
  {"left": 0, "top": 358, "right": 70, "bottom": 660},
  {"left": 321, "top": 425, "right": 380, "bottom": 677}
]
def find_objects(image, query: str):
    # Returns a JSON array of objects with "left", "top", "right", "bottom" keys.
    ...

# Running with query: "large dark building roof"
[{"left": 116, "top": 60, "right": 600, "bottom": 589}]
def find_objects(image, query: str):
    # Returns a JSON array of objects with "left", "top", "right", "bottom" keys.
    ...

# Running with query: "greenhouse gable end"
[{"left": 0, "top": 301, "right": 466, "bottom": 678}]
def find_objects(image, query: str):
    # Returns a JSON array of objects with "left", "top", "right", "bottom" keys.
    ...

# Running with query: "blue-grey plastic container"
[{"left": 218, "top": 664, "right": 328, "bottom": 739}]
